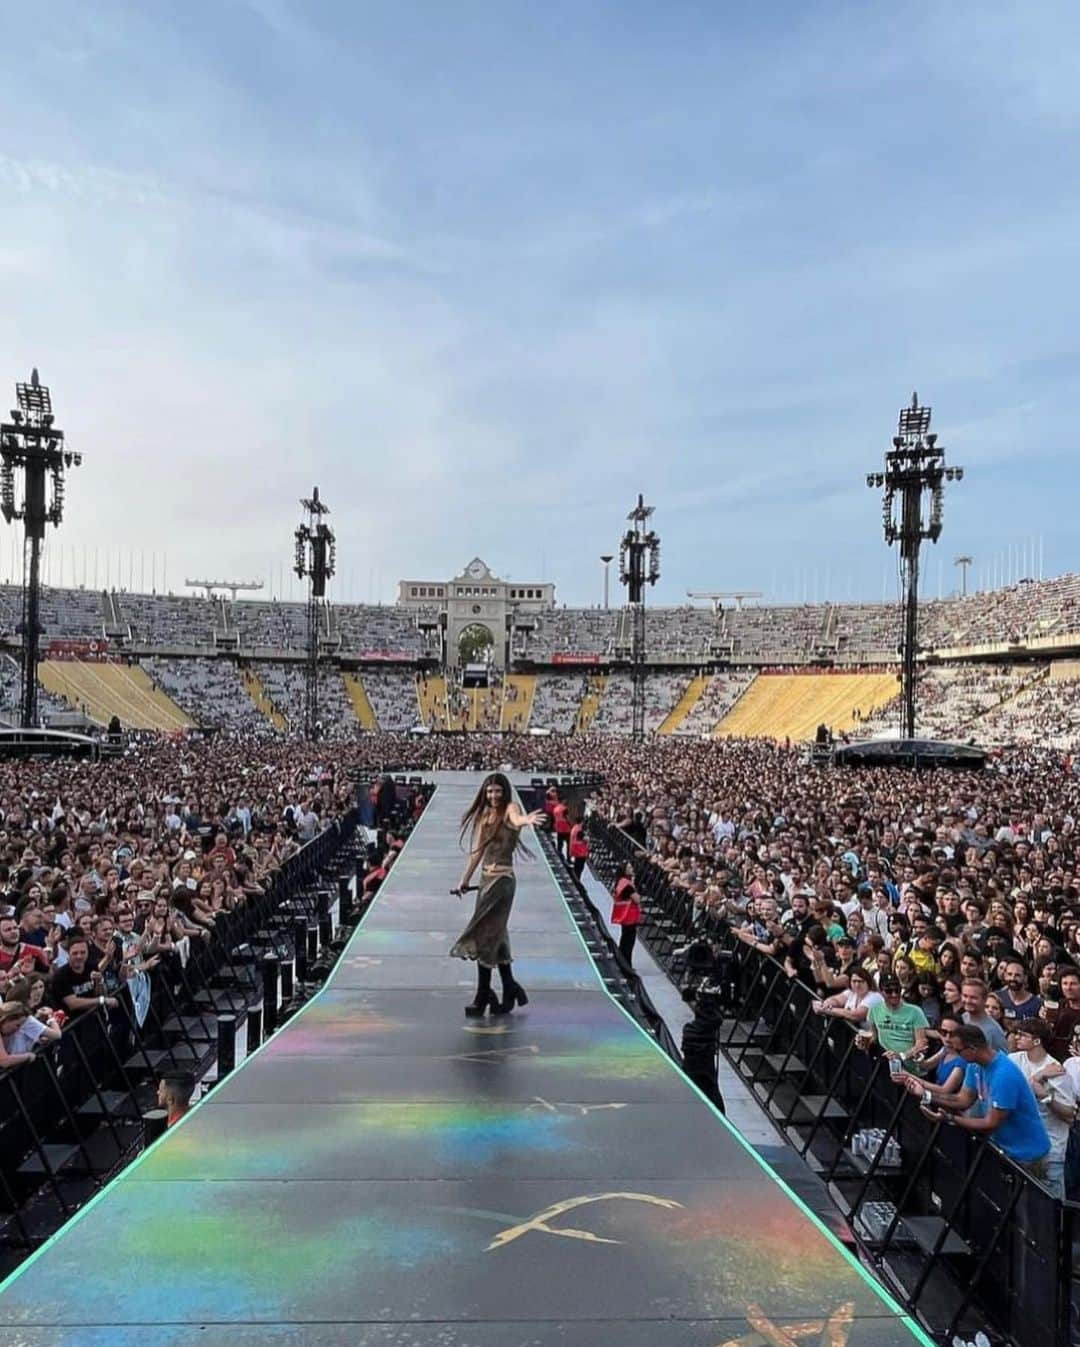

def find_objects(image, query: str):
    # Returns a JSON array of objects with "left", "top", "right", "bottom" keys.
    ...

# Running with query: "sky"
[{"left": 0, "top": 0, "right": 1077, "bottom": 608}]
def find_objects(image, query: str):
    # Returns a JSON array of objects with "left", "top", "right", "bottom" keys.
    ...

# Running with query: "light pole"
[
  {"left": 618, "top": 495, "right": 660, "bottom": 741},
  {"left": 954, "top": 555, "right": 973, "bottom": 597},
  {"left": 0, "top": 370, "right": 82, "bottom": 727},
  {"left": 867, "top": 393, "right": 963, "bottom": 740},
  {"left": 600, "top": 554, "right": 613, "bottom": 609},
  {"left": 294, "top": 486, "right": 336, "bottom": 740}
]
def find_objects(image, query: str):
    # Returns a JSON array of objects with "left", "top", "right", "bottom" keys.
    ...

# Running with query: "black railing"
[
  {"left": 0, "top": 809, "right": 358, "bottom": 1256},
  {"left": 587, "top": 812, "right": 1078, "bottom": 1347}
]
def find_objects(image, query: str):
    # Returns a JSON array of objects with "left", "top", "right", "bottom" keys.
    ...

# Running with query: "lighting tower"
[
  {"left": 293, "top": 486, "right": 335, "bottom": 740},
  {"left": 866, "top": 393, "right": 963, "bottom": 739},
  {"left": 618, "top": 493, "right": 660, "bottom": 741},
  {"left": 0, "top": 371, "right": 82, "bottom": 727},
  {"left": 954, "top": 555, "right": 973, "bottom": 597}
]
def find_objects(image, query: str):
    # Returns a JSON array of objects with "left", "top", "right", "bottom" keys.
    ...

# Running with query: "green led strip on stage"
[
  {"left": 534, "top": 824, "right": 937, "bottom": 1347},
  {"left": 0, "top": 791, "right": 437, "bottom": 1298}
]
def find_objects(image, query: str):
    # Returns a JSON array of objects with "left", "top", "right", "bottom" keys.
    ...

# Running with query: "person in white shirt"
[
  {"left": 813, "top": 968, "right": 883, "bottom": 1025},
  {"left": 1010, "top": 1018, "right": 1074, "bottom": 1199}
]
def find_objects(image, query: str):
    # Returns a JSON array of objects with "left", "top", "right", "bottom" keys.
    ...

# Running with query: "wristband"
[{"left": 922, "top": 1089, "right": 932, "bottom": 1105}]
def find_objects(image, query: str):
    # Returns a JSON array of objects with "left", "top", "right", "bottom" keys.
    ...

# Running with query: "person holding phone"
[
  {"left": 450, "top": 774, "right": 545, "bottom": 1017},
  {"left": 918, "top": 1016, "right": 967, "bottom": 1097}
]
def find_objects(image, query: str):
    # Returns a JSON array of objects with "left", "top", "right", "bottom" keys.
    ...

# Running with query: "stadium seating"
[
  {"left": 715, "top": 671, "right": 899, "bottom": 741},
  {"left": 39, "top": 660, "right": 191, "bottom": 730},
  {"left": 576, "top": 674, "right": 606, "bottom": 732},
  {"left": 143, "top": 657, "right": 271, "bottom": 734},
  {"left": 530, "top": 674, "right": 585, "bottom": 733},
  {"left": 501, "top": 674, "right": 536, "bottom": 732},
  {"left": 363, "top": 670, "right": 419, "bottom": 731},
  {"left": 342, "top": 672, "right": 378, "bottom": 730},
  {"left": 658, "top": 673, "right": 709, "bottom": 734}
]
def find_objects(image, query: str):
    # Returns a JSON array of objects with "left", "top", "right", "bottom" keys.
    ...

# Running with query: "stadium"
[
  {"left": 0, "top": 7, "right": 1077, "bottom": 1347},
  {"left": 5, "top": 566, "right": 1079, "bottom": 746}
]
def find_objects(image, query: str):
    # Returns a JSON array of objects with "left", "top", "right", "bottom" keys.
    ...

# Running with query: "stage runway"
[{"left": 0, "top": 780, "right": 930, "bottom": 1346}]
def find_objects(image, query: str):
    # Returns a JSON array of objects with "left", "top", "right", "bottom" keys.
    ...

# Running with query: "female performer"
[{"left": 450, "top": 773, "right": 545, "bottom": 1017}]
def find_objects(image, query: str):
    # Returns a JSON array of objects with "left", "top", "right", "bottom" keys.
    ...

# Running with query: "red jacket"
[{"left": 611, "top": 877, "right": 641, "bottom": 926}]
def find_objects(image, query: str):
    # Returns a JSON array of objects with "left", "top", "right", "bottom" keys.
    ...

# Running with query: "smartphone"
[{"left": 888, "top": 1057, "right": 902, "bottom": 1076}]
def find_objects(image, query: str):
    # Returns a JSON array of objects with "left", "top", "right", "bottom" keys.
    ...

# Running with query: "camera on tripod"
[{"left": 689, "top": 950, "right": 737, "bottom": 1014}]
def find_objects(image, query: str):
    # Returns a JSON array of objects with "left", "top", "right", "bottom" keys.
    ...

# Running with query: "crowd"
[
  {"left": 323, "top": 729, "right": 1080, "bottom": 1196},
  {"left": 568, "top": 735, "right": 1080, "bottom": 1196},
  {"left": 0, "top": 736, "right": 354, "bottom": 1074},
  {"left": 4, "top": 718, "right": 1080, "bottom": 1218}
]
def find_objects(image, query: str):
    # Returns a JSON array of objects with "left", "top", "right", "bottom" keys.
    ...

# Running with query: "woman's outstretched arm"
[{"left": 507, "top": 804, "right": 546, "bottom": 830}]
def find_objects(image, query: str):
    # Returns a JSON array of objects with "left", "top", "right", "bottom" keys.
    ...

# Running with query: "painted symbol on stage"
[
  {"left": 526, "top": 1096, "right": 628, "bottom": 1116},
  {"left": 345, "top": 956, "right": 383, "bottom": 968},
  {"left": 443, "top": 1045, "right": 540, "bottom": 1065},
  {"left": 486, "top": 1191, "right": 683, "bottom": 1251},
  {"left": 717, "top": 1301, "right": 854, "bottom": 1347}
]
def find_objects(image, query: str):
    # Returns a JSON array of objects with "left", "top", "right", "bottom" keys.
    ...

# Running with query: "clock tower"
[{"left": 396, "top": 558, "right": 555, "bottom": 670}]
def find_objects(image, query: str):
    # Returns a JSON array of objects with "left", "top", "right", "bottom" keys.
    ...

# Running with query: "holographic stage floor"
[{"left": 0, "top": 782, "right": 931, "bottom": 1347}]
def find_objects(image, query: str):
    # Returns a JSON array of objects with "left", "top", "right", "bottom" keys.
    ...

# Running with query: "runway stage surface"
[{"left": 0, "top": 779, "right": 930, "bottom": 1347}]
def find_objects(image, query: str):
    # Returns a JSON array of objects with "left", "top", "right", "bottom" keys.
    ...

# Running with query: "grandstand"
[
  {"left": 1, "top": 574, "right": 1080, "bottom": 746},
  {"left": 342, "top": 672, "right": 378, "bottom": 730},
  {"left": 500, "top": 673, "right": 536, "bottom": 731},
  {"left": 363, "top": 669, "right": 419, "bottom": 731},
  {"left": 715, "top": 671, "right": 900, "bottom": 742},
  {"left": 530, "top": 672, "right": 585, "bottom": 733},
  {"left": 38, "top": 660, "right": 191, "bottom": 731}
]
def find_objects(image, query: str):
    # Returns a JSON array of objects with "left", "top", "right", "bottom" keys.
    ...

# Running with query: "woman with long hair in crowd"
[
  {"left": 941, "top": 974, "right": 964, "bottom": 1019},
  {"left": 450, "top": 773, "right": 545, "bottom": 1017}
]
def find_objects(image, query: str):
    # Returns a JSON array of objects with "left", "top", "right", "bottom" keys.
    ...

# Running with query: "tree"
[{"left": 458, "top": 623, "right": 494, "bottom": 664}]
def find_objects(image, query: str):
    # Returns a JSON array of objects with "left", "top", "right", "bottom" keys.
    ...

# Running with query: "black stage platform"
[{"left": 0, "top": 779, "right": 930, "bottom": 1346}]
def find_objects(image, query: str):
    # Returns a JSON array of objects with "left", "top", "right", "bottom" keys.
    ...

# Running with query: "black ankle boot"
[
  {"left": 465, "top": 966, "right": 497, "bottom": 1017},
  {"left": 493, "top": 963, "right": 529, "bottom": 1014}
]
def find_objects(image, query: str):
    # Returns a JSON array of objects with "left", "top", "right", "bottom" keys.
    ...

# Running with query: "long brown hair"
[{"left": 459, "top": 772, "right": 530, "bottom": 859}]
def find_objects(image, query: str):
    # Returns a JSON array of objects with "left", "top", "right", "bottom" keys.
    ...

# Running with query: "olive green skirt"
[{"left": 450, "top": 872, "right": 515, "bottom": 968}]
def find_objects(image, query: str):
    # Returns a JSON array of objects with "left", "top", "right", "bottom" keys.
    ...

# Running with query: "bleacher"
[
  {"left": 363, "top": 669, "right": 419, "bottom": 730},
  {"left": 530, "top": 673, "right": 586, "bottom": 732},
  {"left": 716, "top": 671, "right": 900, "bottom": 741},
  {"left": 2, "top": 578, "right": 1080, "bottom": 745},
  {"left": 591, "top": 671, "right": 690, "bottom": 736},
  {"left": 39, "top": 660, "right": 191, "bottom": 730},
  {"left": 143, "top": 657, "right": 270, "bottom": 734},
  {"left": 675, "top": 670, "right": 756, "bottom": 736}
]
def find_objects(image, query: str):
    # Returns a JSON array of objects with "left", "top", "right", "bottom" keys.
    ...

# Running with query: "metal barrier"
[
  {"left": 0, "top": 809, "right": 359, "bottom": 1254},
  {"left": 587, "top": 813, "right": 1078, "bottom": 1347}
]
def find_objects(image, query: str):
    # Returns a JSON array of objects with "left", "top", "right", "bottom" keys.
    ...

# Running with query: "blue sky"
[{"left": 0, "top": 1, "right": 1076, "bottom": 606}]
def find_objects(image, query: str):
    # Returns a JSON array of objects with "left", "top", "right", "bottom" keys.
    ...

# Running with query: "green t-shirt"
[{"left": 868, "top": 1000, "right": 928, "bottom": 1055}]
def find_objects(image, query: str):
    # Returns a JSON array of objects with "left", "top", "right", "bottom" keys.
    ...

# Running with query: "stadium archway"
[{"left": 457, "top": 623, "right": 494, "bottom": 666}]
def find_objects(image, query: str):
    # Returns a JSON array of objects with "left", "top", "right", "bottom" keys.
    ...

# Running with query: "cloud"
[{"left": 0, "top": 0, "right": 1077, "bottom": 603}]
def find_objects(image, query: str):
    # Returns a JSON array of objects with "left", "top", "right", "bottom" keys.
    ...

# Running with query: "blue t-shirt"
[
  {"left": 962, "top": 1052, "right": 1050, "bottom": 1163},
  {"left": 934, "top": 1053, "right": 964, "bottom": 1088}
]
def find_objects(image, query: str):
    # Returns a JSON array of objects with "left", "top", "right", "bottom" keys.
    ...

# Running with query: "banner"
[
  {"left": 552, "top": 653, "right": 601, "bottom": 666},
  {"left": 357, "top": 650, "right": 415, "bottom": 662},
  {"left": 46, "top": 638, "right": 113, "bottom": 663}
]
